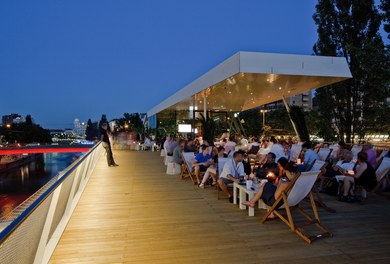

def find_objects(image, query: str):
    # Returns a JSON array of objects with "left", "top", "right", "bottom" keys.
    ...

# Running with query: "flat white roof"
[{"left": 147, "top": 51, "right": 352, "bottom": 116}]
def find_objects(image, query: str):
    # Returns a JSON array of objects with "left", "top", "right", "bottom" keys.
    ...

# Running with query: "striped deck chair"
[
  {"left": 317, "top": 148, "right": 333, "bottom": 161},
  {"left": 261, "top": 171, "right": 332, "bottom": 244},
  {"left": 181, "top": 152, "right": 197, "bottom": 184}
]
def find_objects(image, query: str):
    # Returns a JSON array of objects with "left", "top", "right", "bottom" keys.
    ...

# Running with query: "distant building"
[
  {"left": 262, "top": 92, "right": 313, "bottom": 112},
  {"left": 2, "top": 113, "right": 25, "bottom": 125},
  {"left": 73, "top": 118, "right": 87, "bottom": 137}
]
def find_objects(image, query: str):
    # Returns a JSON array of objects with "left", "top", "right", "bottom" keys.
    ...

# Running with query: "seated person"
[
  {"left": 242, "top": 158, "right": 298, "bottom": 218},
  {"left": 269, "top": 137, "right": 287, "bottom": 163},
  {"left": 199, "top": 146, "right": 227, "bottom": 188},
  {"left": 297, "top": 142, "right": 318, "bottom": 172},
  {"left": 241, "top": 152, "right": 252, "bottom": 176},
  {"left": 363, "top": 143, "right": 377, "bottom": 167},
  {"left": 318, "top": 151, "right": 355, "bottom": 192},
  {"left": 191, "top": 145, "right": 212, "bottom": 185},
  {"left": 339, "top": 151, "right": 377, "bottom": 202},
  {"left": 254, "top": 152, "right": 279, "bottom": 179},
  {"left": 327, "top": 151, "right": 355, "bottom": 177},
  {"left": 172, "top": 139, "right": 186, "bottom": 165},
  {"left": 334, "top": 141, "right": 348, "bottom": 162},
  {"left": 247, "top": 137, "right": 260, "bottom": 155},
  {"left": 224, "top": 136, "right": 237, "bottom": 155},
  {"left": 143, "top": 135, "right": 152, "bottom": 145},
  {"left": 183, "top": 138, "right": 196, "bottom": 152},
  {"left": 217, "top": 151, "right": 245, "bottom": 203}
]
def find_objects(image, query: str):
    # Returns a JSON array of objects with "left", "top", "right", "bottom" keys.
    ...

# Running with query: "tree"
[
  {"left": 313, "top": 0, "right": 389, "bottom": 143},
  {"left": 381, "top": 0, "right": 390, "bottom": 39},
  {"left": 85, "top": 119, "right": 97, "bottom": 141},
  {"left": 197, "top": 113, "right": 217, "bottom": 144},
  {"left": 238, "top": 109, "right": 263, "bottom": 137},
  {"left": 25, "top": 114, "right": 33, "bottom": 125}
]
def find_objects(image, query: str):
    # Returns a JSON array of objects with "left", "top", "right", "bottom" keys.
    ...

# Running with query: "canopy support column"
[{"left": 282, "top": 96, "right": 300, "bottom": 141}]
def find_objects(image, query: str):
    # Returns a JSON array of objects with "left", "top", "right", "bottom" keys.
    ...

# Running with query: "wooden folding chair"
[
  {"left": 181, "top": 152, "right": 197, "bottom": 184},
  {"left": 375, "top": 150, "right": 389, "bottom": 169},
  {"left": 308, "top": 161, "right": 336, "bottom": 213},
  {"left": 372, "top": 157, "right": 390, "bottom": 193},
  {"left": 317, "top": 148, "right": 333, "bottom": 161},
  {"left": 261, "top": 171, "right": 333, "bottom": 244}
]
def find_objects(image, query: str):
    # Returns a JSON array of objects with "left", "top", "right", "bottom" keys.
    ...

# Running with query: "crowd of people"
[{"left": 160, "top": 132, "right": 385, "bottom": 206}]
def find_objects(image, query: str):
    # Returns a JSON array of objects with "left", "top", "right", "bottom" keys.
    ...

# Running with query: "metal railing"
[{"left": 0, "top": 142, "right": 104, "bottom": 264}]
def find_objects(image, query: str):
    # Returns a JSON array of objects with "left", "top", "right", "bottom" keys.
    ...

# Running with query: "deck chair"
[
  {"left": 308, "top": 159, "right": 327, "bottom": 172},
  {"left": 351, "top": 145, "right": 363, "bottom": 159},
  {"left": 308, "top": 161, "right": 336, "bottom": 213},
  {"left": 289, "top": 144, "right": 302, "bottom": 162},
  {"left": 317, "top": 148, "right": 333, "bottom": 161},
  {"left": 376, "top": 150, "right": 389, "bottom": 167},
  {"left": 216, "top": 158, "right": 230, "bottom": 199},
  {"left": 181, "top": 152, "right": 196, "bottom": 184},
  {"left": 372, "top": 157, "right": 390, "bottom": 193},
  {"left": 329, "top": 144, "right": 339, "bottom": 160},
  {"left": 261, "top": 171, "right": 333, "bottom": 244}
]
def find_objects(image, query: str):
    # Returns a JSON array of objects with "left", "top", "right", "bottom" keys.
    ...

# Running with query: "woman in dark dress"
[
  {"left": 340, "top": 151, "right": 376, "bottom": 202},
  {"left": 242, "top": 158, "right": 298, "bottom": 219}
]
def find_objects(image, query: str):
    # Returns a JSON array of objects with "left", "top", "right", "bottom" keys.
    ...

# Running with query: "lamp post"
[{"left": 260, "top": 109, "right": 268, "bottom": 129}]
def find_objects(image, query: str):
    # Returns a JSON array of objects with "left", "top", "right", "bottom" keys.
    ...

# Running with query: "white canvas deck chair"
[
  {"left": 372, "top": 157, "right": 390, "bottom": 193},
  {"left": 308, "top": 159, "right": 327, "bottom": 172},
  {"left": 317, "top": 148, "right": 333, "bottom": 161},
  {"left": 375, "top": 150, "right": 389, "bottom": 167},
  {"left": 351, "top": 145, "right": 363, "bottom": 159},
  {"left": 181, "top": 152, "right": 197, "bottom": 184},
  {"left": 289, "top": 144, "right": 302, "bottom": 162},
  {"left": 261, "top": 171, "right": 333, "bottom": 244}
]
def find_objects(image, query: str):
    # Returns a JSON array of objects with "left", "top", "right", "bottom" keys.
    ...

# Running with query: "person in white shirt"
[
  {"left": 224, "top": 136, "right": 237, "bottom": 156},
  {"left": 269, "top": 137, "right": 287, "bottom": 164},
  {"left": 319, "top": 151, "right": 355, "bottom": 191},
  {"left": 217, "top": 151, "right": 245, "bottom": 203}
]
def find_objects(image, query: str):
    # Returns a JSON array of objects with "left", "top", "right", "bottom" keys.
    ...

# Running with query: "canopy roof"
[{"left": 147, "top": 51, "right": 352, "bottom": 117}]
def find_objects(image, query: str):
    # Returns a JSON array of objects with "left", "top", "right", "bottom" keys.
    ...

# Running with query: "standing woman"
[{"left": 101, "top": 123, "right": 119, "bottom": 167}]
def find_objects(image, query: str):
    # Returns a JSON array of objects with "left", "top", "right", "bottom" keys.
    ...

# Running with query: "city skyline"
[{"left": 0, "top": 0, "right": 321, "bottom": 129}]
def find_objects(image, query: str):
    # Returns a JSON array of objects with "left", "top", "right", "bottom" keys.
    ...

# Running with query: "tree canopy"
[{"left": 313, "top": 0, "right": 390, "bottom": 142}]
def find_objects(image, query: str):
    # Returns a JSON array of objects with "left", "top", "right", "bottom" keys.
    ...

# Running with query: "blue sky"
[{"left": 1, "top": 0, "right": 326, "bottom": 128}]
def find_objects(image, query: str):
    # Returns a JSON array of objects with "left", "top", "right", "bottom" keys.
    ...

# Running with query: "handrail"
[{"left": 0, "top": 141, "right": 101, "bottom": 243}]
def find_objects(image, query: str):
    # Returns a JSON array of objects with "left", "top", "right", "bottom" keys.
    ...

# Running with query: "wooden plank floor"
[{"left": 49, "top": 151, "right": 390, "bottom": 264}]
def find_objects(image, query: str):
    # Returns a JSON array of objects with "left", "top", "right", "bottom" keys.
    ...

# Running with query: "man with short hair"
[
  {"left": 191, "top": 145, "right": 212, "bottom": 184},
  {"left": 297, "top": 142, "right": 318, "bottom": 171},
  {"left": 217, "top": 151, "right": 246, "bottom": 203},
  {"left": 255, "top": 152, "right": 279, "bottom": 179}
]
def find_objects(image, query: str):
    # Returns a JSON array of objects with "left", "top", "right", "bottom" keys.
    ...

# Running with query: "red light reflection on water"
[{"left": 0, "top": 194, "right": 30, "bottom": 218}]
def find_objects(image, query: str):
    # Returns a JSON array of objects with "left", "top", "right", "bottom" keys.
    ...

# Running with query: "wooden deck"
[{"left": 49, "top": 151, "right": 390, "bottom": 264}]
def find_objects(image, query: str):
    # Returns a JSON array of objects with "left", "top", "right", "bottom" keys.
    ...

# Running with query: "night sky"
[{"left": 1, "top": 0, "right": 320, "bottom": 129}]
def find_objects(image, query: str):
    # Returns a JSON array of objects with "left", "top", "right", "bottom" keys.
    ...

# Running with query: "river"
[{"left": 0, "top": 152, "right": 84, "bottom": 218}]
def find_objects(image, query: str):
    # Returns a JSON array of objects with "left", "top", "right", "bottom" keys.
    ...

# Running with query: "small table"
[{"left": 233, "top": 182, "right": 267, "bottom": 216}]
